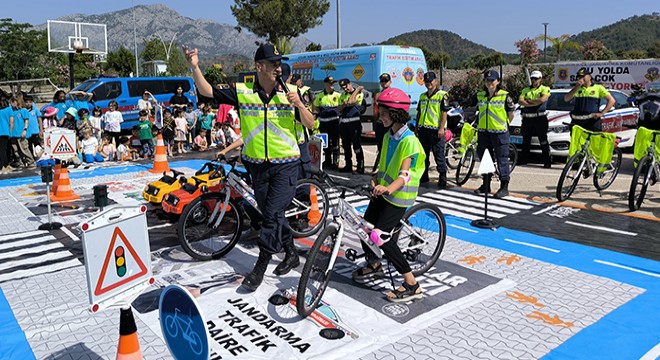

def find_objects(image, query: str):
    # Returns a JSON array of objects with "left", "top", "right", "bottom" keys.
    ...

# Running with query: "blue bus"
[
  {"left": 284, "top": 45, "right": 427, "bottom": 134},
  {"left": 68, "top": 76, "right": 197, "bottom": 130}
]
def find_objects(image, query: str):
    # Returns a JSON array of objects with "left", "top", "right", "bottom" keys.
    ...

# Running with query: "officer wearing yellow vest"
[
  {"left": 471, "top": 70, "right": 516, "bottom": 198},
  {"left": 291, "top": 73, "right": 312, "bottom": 108},
  {"left": 372, "top": 73, "right": 391, "bottom": 173},
  {"left": 564, "top": 67, "right": 615, "bottom": 132},
  {"left": 313, "top": 77, "right": 341, "bottom": 169},
  {"left": 518, "top": 70, "right": 552, "bottom": 168},
  {"left": 353, "top": 87, "right": 426, "bottom": 302},
  {"left": 338, "top": 78, "right": 366, "bottom": 174},
  {"left": 184, "top": 43, "right": 315, "bottom": 291},
  {"left": 416, "top": 71, "right": 450, "bottom": 188}
]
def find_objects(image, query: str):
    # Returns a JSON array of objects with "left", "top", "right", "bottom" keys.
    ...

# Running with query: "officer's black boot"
[
  {"left": 438, "top": 172, "right": 447, "bottom": 189},
  {"left": 474, "top": 179, "right": 491, "bottom": 195},
  {"left": 338, "top": 161, "right": 353, "bottom": 173},
  {"left": 353, "top": 160, "right": 365, "bottom": 175},
  {"left": 242, "top": 250, "right": 272, "bottom": 291},
  {"left": 494, "top": 180, "right": 509, "bottom": 199},
  {"left": 273, "top": 239, "right": 300, "bottom": 276}
]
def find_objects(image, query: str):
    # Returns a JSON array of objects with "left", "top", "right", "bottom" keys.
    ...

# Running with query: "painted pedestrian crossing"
[
  {"left": 0, "top": 230, "right": 81, "bottom": 284},
  {"left": 327, "top": 188, "right": 539, "bottom": 222}
]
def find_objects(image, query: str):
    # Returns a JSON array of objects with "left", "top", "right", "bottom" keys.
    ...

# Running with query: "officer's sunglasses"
[
  {"left": 530, "top": 77, "right": 540, "bottom": 81},
  {"left": 576, "top": 75, "right": 585, "bottom": 79}
]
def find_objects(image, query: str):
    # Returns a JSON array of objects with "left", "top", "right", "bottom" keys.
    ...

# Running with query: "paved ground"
[{"left": 0, "top": 143, "right": 658, "bottom": 360}]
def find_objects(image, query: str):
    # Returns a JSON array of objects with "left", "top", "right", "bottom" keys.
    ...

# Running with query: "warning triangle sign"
[
  {"left": 53, "top": 135, "right": 75, "bottom": 154},
  {"left": 478, "top": 150, "right": 496, "bottom": 175},
  {"left": 94, "top": 227, "right": 148, "bottom": 296}
]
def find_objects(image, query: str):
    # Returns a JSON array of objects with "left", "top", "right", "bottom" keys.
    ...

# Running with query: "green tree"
[
  {"left": 580, "top": 40, "right": 612, "bottom": 60},
  {"left": 427, "top": 52, "right": 449, "bottom": 70},
  {"left": 231, "top": 0, "right": 330, "bottom": 43},
  {"left": 274, "top": 36, "right": 292, "bottom": 55},
  {"left": 448, "top": 70, "right": 482, "bottom": 107},
  {"left": 166, "top": 44, "right": 188, "bottom": 76},
  {"left": 647, "top": 40, "right": 660, "bottom": 58},
  {"left": 306, "top": 42, "right": 322, "bottom": 52},
  {"left": 617, "top": 49, "right": 648, "bottom": 59},
  {"left": 0, "top": 19, "right": 59, "bottom": 81},
  {"left": 204, "top": 64, "right": 228, "bottom": 86},
  {"left": 320, "top": 62, "right": 335, "bottom": 76},
  {"left": 463, "top": 52, "right": 505, "bottom": 70},
  {"left": 140, "top": 37, "right": 166, "bottom": 64},
  {"left": 536, "top": 34, "right": 580, "bottom": 62},
  {"left": 105, "top": 46, "right": 135, "bottom": 76}
]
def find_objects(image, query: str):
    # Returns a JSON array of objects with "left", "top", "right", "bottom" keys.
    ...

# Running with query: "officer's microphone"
[{"left": 276, "top": 75, "right": 290, "bottom": 94}]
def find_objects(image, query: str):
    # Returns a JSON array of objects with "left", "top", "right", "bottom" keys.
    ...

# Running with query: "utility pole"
[
  {"left": 336, "top": 0, "right": 341, "bottom": 49},
  {"left": 133, "top": 1, "right": 139, "bottom": 77},
  {"left": 542, "top": 22, "right": 549, "bottom": 63}
]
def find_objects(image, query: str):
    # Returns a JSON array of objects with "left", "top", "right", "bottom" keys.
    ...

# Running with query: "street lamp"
[
  {"left": 542, "top": 22, "right": 549, "bottom": 63},
  {"left": 155, "top": 31, "right": 179, "bottom": 61},
  {"left": 336, "top": 0, "right": 341, "bottom": 49}
]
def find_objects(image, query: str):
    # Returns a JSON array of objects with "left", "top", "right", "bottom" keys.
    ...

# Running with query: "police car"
[{"left": 509, "top": 88, "right": 639, "bottom": 157}]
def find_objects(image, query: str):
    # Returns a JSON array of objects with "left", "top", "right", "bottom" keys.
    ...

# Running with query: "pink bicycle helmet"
[
  {"left": 43, "top": 106, "right": 58, "bottom": 118},
  {"left": 377, "top": 88, "right": 411, "bottom": 112}
]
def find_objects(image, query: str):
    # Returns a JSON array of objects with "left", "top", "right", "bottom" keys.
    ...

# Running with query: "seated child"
[
  {"left": 194, "top": 129, "right": 209, "bottom": 151},
  {"left": 98, "top": 135, "right": 116, "bottom": 161},
  {"left": 81, "top": 129, "right": 104, "bottom": 163},
  {"left": 117, "top": 136, "right": 133, "bottom": 161}
]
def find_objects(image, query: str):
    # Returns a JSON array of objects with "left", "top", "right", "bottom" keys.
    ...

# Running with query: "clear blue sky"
[{"left": 3, "top": 0, "right": 657, "bottom": 53}]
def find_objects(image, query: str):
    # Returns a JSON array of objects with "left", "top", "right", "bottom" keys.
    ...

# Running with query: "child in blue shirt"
[{"left": 9, "top": 97, "right": 35, "bottom": 168}]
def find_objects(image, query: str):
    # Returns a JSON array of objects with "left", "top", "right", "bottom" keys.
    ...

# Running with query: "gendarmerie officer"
[{"left": 185, "top": 43, "right": 315, "bottom": 291}]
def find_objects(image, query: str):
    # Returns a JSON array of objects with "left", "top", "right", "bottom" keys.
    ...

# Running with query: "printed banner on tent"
[{"left": 133, "top": 245, "right": 514, "bottom": 359}]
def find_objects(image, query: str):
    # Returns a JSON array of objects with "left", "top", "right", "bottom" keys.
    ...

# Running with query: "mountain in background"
[
  {"left": 569, "top": 14, "right": 660, "bottom": 56},
  {"left": 380, "top": 29, "right": 516, "bottom": 67},
  {"left": 41, "top": 5, "right": 658, "bottom": 68},
  {"left": 44, "top": 4, "right": 310, "bottom": 60}
]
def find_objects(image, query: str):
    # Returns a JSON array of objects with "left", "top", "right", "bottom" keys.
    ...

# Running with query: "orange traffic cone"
[
  {"left": 50, "top": 166, "right": 80, "bottom": 202},
  {"left": 116, "top": 307, "right": 142, "bottom": 360},
  {"left": 307, "top": 185, "right": 321, "bottom": 226},
  {"left": 149, "top": 134, "right": 169, "bottom": 174},
  {"left": 50, "top": 163, "right": 62, "bottom": 195}
]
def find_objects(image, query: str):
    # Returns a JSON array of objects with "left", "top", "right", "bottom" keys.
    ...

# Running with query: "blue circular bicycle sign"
[{"left": 159, "top": 285, "right": 209, "bottom": 360}]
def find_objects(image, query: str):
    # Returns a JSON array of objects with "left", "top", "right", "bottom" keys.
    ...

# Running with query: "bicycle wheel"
[
  {"left": 189, "top": 332, "right": 204, "bottom": 356},
  {"left": 455, "top": 148, "right": 476, "bottom": 186},
  {"left": 445, "top": 138, "right": 462, "bottom": 170},
  {"left": 297, "top": 224, "right": 339, "bottom": 318},
  {"left": 165, "top": 315, "right": 178, "bottom": 338},
  {"left": 508, "top": 143, "right": 518, "bottom": 173},
  {"left": 556, "top": 152, "right": 585, "bottom": 201},
  {"left": 628, "top": 155, "right": 652, "bottom": 211},
  {"left": 288, "top": 178, "right": 329, "bottom": 238},
  {"left": 177, "top": 194, "right": 242, "bottom": 261},
  {"left": 593, "top": 147, "right": 622, "bottom": 191},
  {"left": 392, "top": 203, "right": 446, "bottom": 276}
]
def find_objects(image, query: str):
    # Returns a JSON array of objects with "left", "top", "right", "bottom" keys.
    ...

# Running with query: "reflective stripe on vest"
[
  {"left": 377, "top": 129, "right": 425, "bottom": 208},
  {"left": 418, "top": 90, "right": 446, "bottom": 128},
  {"left": 236, "top": 82, "right": 300, "bottom": 162},
  {"left": 477, "top": 90, "right": 509, "bottom": 132}
]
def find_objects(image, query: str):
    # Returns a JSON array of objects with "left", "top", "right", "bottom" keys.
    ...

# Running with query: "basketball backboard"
[{"left": 48, "top": 20, "right": 107, "bottom": 55}]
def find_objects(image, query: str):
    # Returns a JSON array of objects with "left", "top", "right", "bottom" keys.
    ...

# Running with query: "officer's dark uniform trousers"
[
  {"left": 418, "top": 127, "right": 446, "bottom": 182},
  {"left": 477, "top": 131, "right": 511, "bottom": 182},
  {"left": 245, "top": 160, "right": 299, "bottom": 254}
]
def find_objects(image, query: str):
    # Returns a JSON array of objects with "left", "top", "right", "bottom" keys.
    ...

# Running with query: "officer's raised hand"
[
  {"left": 183, "top": 45, "right": 199, "bottom": 68},
  {"left": 286, "top": 91, "right": 304, "bottom": 108}
]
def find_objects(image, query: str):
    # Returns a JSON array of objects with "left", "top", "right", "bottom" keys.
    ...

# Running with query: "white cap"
[{"left": 530, "top": 70, "right": 543, "bottom": 79}]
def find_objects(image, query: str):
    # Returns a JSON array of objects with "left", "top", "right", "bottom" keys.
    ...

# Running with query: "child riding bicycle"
[{"left": 352, "top": 87, "right": 427, "bottom": 303}]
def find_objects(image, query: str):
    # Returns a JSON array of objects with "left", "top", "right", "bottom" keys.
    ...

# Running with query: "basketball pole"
[{"left": 68, "top": 53, "right": 75, "bottom": 90}]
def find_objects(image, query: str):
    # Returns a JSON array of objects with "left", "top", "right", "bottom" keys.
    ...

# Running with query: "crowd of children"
[{"left": 0, "top": 92, "right": 241, "bottom": 173}]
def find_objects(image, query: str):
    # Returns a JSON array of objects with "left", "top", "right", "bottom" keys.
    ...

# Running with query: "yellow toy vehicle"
[{"left": 142, "top": 169, "right": 190, "bottom": 204}]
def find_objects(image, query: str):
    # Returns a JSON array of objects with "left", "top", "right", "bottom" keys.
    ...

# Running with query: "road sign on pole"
[
  {"left": 159, "top": 285, "right": 210, "bottom": 360},
  {"left": 80, "top": 206, "right": 153, "bottom": 312}
]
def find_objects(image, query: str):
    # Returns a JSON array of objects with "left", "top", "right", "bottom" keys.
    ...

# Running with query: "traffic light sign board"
[{"left": 94, "top": 227, "right": 148, "bottom": 297}]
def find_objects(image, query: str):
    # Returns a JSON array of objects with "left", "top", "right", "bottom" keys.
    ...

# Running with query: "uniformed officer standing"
[
  {"left": 184, "top": 44, "right": 315, "bottom": 291},
  {"left": 372, "top": 73, "right": 391, "bottom": 173},
  {"left": 472, "top": 70, "right": 515, "bottom": 198},
  {"left": 338, "top": 78, "right": 365, "bottom": 174},
  {"left": 313, "top": 77, "right": 341, "bottom": 169},
  {"left": 291, "top": 74, "right": 312, "bottom": 107},
  {"left": 290, "top": 73, "right": 315, "bottom": 178},
  {"left": 518, "top": 70, "right": 552, "bottom": 168},
  {"left": 564, "top": 67, "right": 615, "bottom": 132},
  {"left": 416, "top": 72, "right": 450, "bottom": 188}
]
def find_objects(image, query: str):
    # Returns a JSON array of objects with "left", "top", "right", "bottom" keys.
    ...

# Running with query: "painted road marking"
[
  {"left": 593, "top": 260, "right": 660, "bottom": 278},
  {"left": 417, "top": 195, "right": 508, "bottom": 218},
  {"left": 0, "top": 230, "right": 47, "bottom": 242},
  {"left": 533, "top": 204, "right": 561, "bottom": 215},
  {"left": 0, "top": 235, "right": 56, "bottom": 251},
  {"left": 448, "top": 224, "right": 479, "bottom": 233},
  {"left": 565, "top": 220, "right": 638, "bottom": 236},
  {"left": 147, "top": 223, "right": 173, "bottom": 230},
  {"left": 640, "top": 342, "right": 660, "bottom": 360},
  {"left": 437, "top": 189, "right": 535, "bottom": 210},
  {"left": 504, "top": 238, "right": 561, "bottom": 253}
]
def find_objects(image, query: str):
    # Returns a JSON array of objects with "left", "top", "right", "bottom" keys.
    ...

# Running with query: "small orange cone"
[
  {"left": 149, "top": 134, "right": 169, "bottom": 174},
  {"left": 50, "top": 166, "right": 80, "bottom": 202},
  {"left": 116, "top": 307, "right": 142, "bottom": 360},
  {"left": 50, "top": 163, "right": 62, "bottom": 195},
  {"left": 307, "top": 185, "right": 321, "bottom": 226}
]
